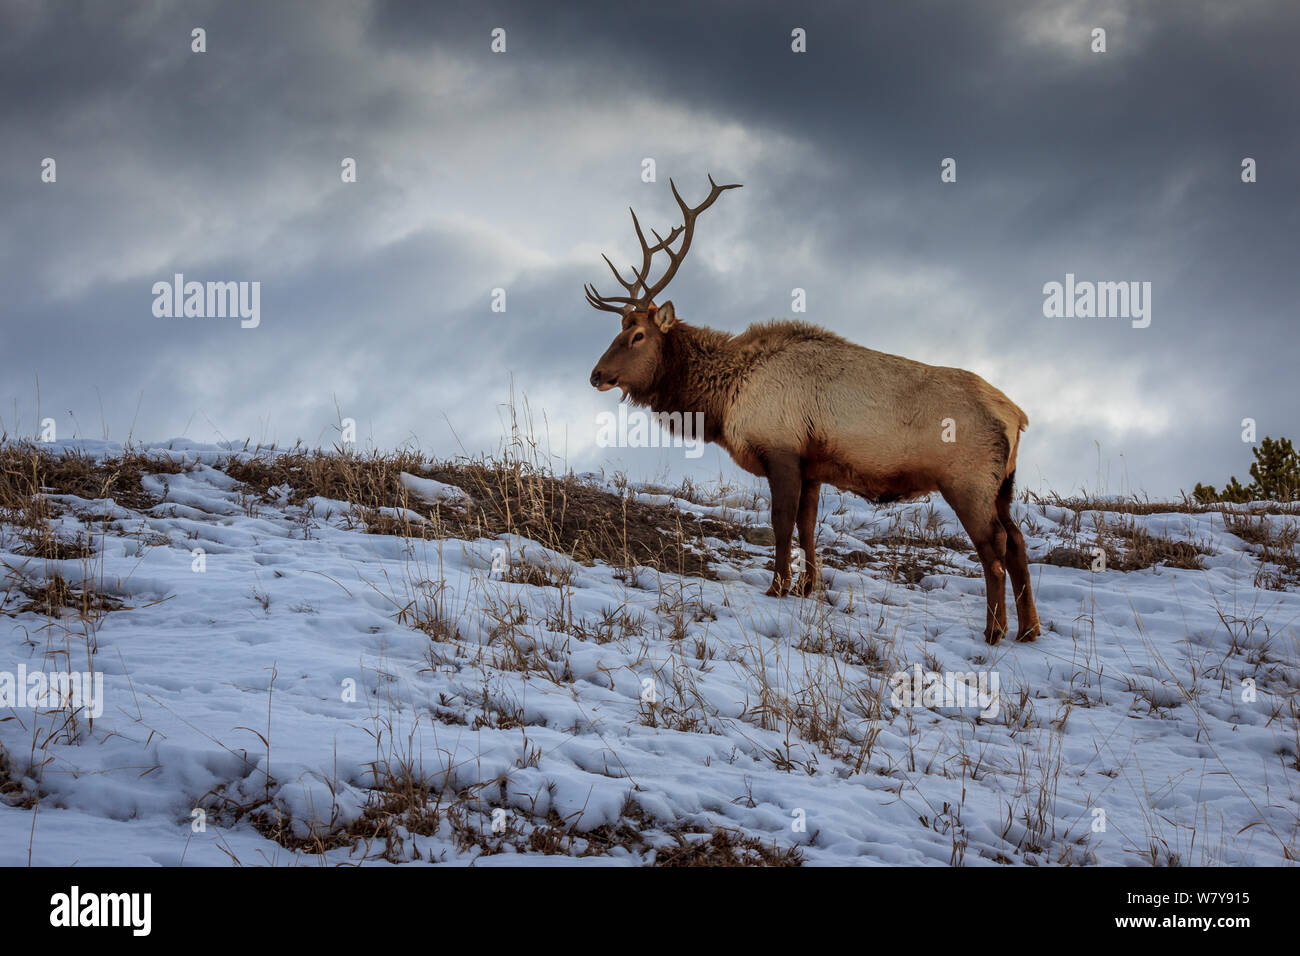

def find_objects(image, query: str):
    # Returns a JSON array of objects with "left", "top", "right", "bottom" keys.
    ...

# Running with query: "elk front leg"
[
  {"left": 793, "top": 478, "right": 822, "bottom": 596},
  {"left": 764, "top": 452, "right": 802, "bottom": 597}
]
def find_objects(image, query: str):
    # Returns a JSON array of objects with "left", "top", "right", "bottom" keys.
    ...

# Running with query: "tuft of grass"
[
  {"left": 10, "top": 571, "right": 125, "bottom": 619},
  {"left": 1098, "top": 517, "right": 1209, "bottom": 571},
  {"left": 1224, "top": 512, "right": 1300, "bottom": 589},
  {"left": 1037, "top": 513, "right": 1212, "bottom": 572},
  {"left": 0, "top": 743, "right": 39, "bottom": 810},
  {"left": 653, "top": 828, "right": 803, "bottom": 866}
]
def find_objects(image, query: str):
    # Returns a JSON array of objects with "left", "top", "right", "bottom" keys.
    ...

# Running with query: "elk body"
[{"left": 586, "top": 178, "right": 1040, "bottom": 644}]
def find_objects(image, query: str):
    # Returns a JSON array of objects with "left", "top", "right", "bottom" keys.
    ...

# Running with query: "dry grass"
[
  {"left": 225, "top": 448, "right": 736, "bottom": 579},
  {"left": 823, "top": 505, "right": 976, "bottom": 585},
  {"left": 1094, "top": 516, "right": 1210, "bottom": 571},
  {"left": 653, "top": 828, "right": 803, "bottom": 866},
  {"left": 1025, "top": 490, "right": 1300, "bottom": 517},
  {"left": 545, "top": 598, "right": 646, "bottom": 646},
  {"left": 202, "top": 745, "right": 803, "bottom": 865},
  {"left": 0, "top": 442, "right": 183, "bottom": 519},
  {"left": 11, "top": 572, "right": 125, "bottom": 618},
  {"left": 1224, "top": 512, "right": 1300, "bottom": 589},
  {"left": 0, "top": 743, "right": 38, "bottom": 810},
  {"left": 1032, "top": 511, "right": 1212, "bottom": 573},
  {"left": 0, "top": 444, "right": 159, "bottom": 622}
]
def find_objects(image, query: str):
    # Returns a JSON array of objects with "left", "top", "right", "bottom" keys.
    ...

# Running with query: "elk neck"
[{"left": 626, "top": 321, "right": 740, "bottom": 445}]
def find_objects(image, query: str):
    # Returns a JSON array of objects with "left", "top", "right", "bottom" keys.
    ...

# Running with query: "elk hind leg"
[
  {"left": 764, "top": 452, "right": 802, "bottom": 597},
  {"left": 997, "top": 473, "right": 1041, "bottom": 641},
  {"left": 945, "top": 483, "right": 1009, "bottom": 644},
  {"left": 793, "top": 478, "right": 822, "bottom": 597}
]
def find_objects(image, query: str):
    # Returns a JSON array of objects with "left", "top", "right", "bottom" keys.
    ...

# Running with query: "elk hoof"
[
  {"left": 765, "top": 580, "right": 791, "bottom": 598},
  {"left": 1016, "top": 625, "right": 1041, "bottom": 643},
  {"left": 984, "top": 626, "right": 1007, "bottom": 645},
  {"left": 792, "top": 575, "right": 821, "bottom": 597}
]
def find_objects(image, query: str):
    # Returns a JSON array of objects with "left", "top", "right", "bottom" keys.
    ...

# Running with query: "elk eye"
[{"left": 631, "top": 331, "right": 644, "bottom": 343}]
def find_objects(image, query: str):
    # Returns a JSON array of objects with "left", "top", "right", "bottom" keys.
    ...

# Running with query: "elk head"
[{"left": 587, "top": 176, "right": 740, "bottom": 397}]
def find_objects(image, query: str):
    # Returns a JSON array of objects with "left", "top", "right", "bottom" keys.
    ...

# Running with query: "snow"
[
  {"left": 2, "top": 438, "right": 1298, "bottom": 866},
  {"left": 398, "top": 472, "right": 471, "bottom": 507}
]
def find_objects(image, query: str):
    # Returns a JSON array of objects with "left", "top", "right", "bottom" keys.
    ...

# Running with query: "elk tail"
[{"left": 1002, "top": 404, "right": 1029, "bottom": 480}]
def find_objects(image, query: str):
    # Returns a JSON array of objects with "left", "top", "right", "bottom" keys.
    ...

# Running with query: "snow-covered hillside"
[{"left": 2, "top": 439, "right": 1298, "bottom": 866}]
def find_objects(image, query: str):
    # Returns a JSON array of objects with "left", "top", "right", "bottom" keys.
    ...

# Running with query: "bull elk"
[{"left": 586, "top": 177, "right": 1041, "bottom": 644}]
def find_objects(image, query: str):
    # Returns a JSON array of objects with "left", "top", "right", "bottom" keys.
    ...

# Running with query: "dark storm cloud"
[{"left": 2, "top": 0, "right": 1297, "bottom": 495}]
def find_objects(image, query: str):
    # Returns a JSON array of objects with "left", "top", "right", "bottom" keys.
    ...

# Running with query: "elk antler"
[{"left": 585, "top": 175, "right": 741, "bottom": 314}]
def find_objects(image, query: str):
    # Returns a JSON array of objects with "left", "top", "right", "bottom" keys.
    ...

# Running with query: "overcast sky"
[{"left": 2, "top": 0, "right": 1297, "bottom": 497}]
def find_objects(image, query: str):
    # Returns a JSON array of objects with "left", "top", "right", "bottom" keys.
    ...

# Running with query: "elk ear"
[{"left": 653, "top": 300, "right": 678, "bottom": 332}]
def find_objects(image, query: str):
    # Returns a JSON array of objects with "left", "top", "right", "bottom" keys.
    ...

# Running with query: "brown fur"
[{"left": 591, "top": 304, "right": 1041, "bottom": 644}]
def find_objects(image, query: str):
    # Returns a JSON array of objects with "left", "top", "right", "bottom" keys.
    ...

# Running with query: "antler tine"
[
  {"left": 595, "top": 207, "right": 667, "bottom": 303},
  {"left": 601, "top": 253, "right": 640, "bottom": 298},
  {"left": 588, "top": 277, "right": 640, "bottom": 306},
  {"left": 585, "top": 284, "right": 630, "bottom": 314},
  {"left": 586, "top": 207, "right": 663, "bottom": 312},
  {"left": 585, "top": 175, "right": 741, "bottom": 315},
  {"left": 649, "top": 225, "right": 684, "bottom": 251},
  {"left": 628, "top": 208, "right": 656, "bottom": 298},
  {"left": 639, "top": 177, "right": 741, "bottom": 303}
]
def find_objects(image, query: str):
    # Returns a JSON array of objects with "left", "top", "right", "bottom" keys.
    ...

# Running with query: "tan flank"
[{"left": 587, "top": 177, "right": 1040, "bottom": 644}]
